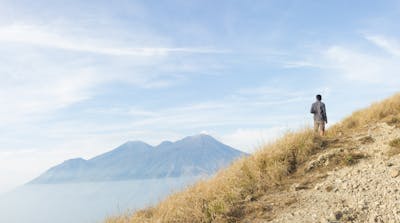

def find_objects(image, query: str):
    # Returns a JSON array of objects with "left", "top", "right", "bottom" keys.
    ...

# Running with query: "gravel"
[{"left": 270, "top": 123, "right": 400, "bottom": 223}]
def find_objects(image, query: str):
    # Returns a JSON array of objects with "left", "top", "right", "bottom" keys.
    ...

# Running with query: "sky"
[{"left": 0, "top": 0, "right": 399, "bottom": 193}]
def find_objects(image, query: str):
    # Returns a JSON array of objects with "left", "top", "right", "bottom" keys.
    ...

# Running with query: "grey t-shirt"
[{"left": 310, "top": 101, "right": 327, "bottom": 122}]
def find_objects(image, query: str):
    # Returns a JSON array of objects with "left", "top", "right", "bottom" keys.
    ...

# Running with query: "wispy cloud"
[
  {"left": 0, "top": 24, "right": 228, "bottom": 56},
  {"left": 0, "top": 22, "right": 230, "bottom": 126},
  {"left": 282, "top": 60, "right": 321, "bottom": 69},
  {"left": 323, "top": 35, "right": 400, "bottom": 84},
  {"left": 0, "top": 68, "right": 97, "bottom": 124},
  {"left": 365, "top": 35, "right": 400, "bottom": 56},
  {"left": 78, "top": 86, "right": 310, "bottom": 139},
  {"left": 285, "top": 34, "right": 400, "bottom": 85},
  {"left": 324, "top": 45, "right": 389, "bottom": 83}
]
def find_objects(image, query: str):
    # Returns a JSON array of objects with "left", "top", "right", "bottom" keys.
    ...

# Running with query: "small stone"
[
  {"left": 325, "top": 185, "right": 334, "bottom": 192},
  {"left": 334, "top": 211, "right": 343, "bottom": 220},
  {"left": 334, "top": 188, "right": 339, "bottom": 192},
  {"left": 292, "top": 183, "right": 308, "bottom": 191},
  {"left": 390, "top": 169, "right": 400, "bottom": 178},
  {"left": 387, "top": 162, "right": 394, "bottom": 167},
  {"left": 314, "top": 183, "right": 323, "bottom": 190}
]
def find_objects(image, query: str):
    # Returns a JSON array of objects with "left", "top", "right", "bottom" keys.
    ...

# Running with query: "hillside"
[
  {"left": 106, "top": 93, "right": 400, "bottom": 223},
  {"left": 30, "top": 134, "right": 245, "bottom": 184}
]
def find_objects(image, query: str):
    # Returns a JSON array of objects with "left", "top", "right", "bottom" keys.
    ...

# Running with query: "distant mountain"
[{"left": 30, "top": 134, "right": 246, "bottom": 184}]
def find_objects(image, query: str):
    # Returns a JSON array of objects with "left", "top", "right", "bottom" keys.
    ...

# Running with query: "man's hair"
[{"left": 316, "top": 94, "right": 322, "bottom": 101}]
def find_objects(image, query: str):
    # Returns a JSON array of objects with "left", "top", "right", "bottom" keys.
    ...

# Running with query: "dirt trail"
[{"left": 262, "top": 123, "right": 400, "bottom": 223}]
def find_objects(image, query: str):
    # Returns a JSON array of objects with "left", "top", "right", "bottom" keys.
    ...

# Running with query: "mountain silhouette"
[{"left": 30, "top": 134, "right": 245, "bottom": 184}]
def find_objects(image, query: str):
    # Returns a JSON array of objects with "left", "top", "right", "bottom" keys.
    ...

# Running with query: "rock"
[
  {"left": 325, "top": 185, "right": 334, "bottom": 192},
  {"left": 314, "top": 183, "right": 322, "bottom": 190},
  {"left": 292, "top": 183, "right": 309, "bottom": 191},
  {"left": 387, "top": 162, "right": 394, "bottom": 167},
  {"left": 305, "top": 149, "right": 342, "bottom": 172},
  {"left": 333, "top": 187, "right": 339, "bottom": 192},
  {"left": 390, "top": 169, "right": 400, "bottom": 178},
  {"left": 333, "top": 211, "right": 343, "bottom": 220},
  {"left": 305, "top": 160, "right": 319, "bottom": 172}
]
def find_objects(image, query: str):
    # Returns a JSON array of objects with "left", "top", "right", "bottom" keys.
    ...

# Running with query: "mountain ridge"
[{"left": 30, "top": 134, "right": 246, "bottom": 184}]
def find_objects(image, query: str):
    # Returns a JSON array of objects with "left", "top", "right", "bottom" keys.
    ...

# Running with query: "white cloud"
[
  {"left": 0, "top": 70, "right": 97, "bottom": 124},
  {"left": 282, "top": 60, "right": 321, "bottom": 69},
  {"left": 280, "top": 34, "right": 400, "bottom": 86},
  {"left": 365, "top": 35, "right": 400, "bottom": 56},
  {"left": 281, "top": 34, "right": 400, "bottom": 86},
  {"left": 0, "top": 22, "right": 230, "bottom": 127},
  {"left": 325, "top": 46, "right": 386, "bottom": 82},
  {"left": 0, "top": 24, "right": 227, "bottom": 56},
  {"left": 324, "top": 44, "right": 400, "bottom": 84}
]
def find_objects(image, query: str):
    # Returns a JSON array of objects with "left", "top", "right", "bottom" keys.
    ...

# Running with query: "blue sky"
[{"left": 0, "top": 0, "right": 399, "bottom": 192}]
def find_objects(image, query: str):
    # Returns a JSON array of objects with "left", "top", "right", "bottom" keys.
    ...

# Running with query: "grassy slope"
[{"left": 106, "top": 93, "right": 400, "bottom": 223}]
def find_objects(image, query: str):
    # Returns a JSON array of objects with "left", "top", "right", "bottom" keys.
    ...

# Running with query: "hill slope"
[
  {"left": 269, "top": 122, "right": 400, "bottom": 222},
  {"left": 30, "top": 134, "right": 245, "bottom": 184},
  {"left": 105, "top": 93, "right": 400, "bottom": 223}
]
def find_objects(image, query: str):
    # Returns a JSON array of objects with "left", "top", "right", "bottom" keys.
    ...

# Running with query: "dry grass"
[
  {"left": 106, "top": 130, "right": 327, "bottom": 223},
  {"left": 388, "top": 138, "right": 400, "bottom": 156},
  {"left": 106, "top": 93, "right": 400, "bottom": 223},
  {"left": 341, "top": 151, "right": 366, "bottom": 166},
  {"left": 340, "top": 93, "right": 400, "bottom": 131}
]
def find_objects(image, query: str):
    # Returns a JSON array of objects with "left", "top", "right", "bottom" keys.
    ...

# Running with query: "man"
[{"left": 310, "top": 94, "right": 327, "bottom": 136}]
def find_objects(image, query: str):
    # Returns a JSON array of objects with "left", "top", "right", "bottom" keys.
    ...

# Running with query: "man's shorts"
[{"left": 314, "top": 120, "right": 325, "bottom": 132}]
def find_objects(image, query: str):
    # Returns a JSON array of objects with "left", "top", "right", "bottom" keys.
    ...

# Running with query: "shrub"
[{"left": 388, "top": 138, "right": 400, "bottom": 156}]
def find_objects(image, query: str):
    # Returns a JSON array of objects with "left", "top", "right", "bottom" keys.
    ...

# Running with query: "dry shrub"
[
  {"left": 358, "top": 136, "right": 375, "bottom": 144},
  {"left": 384, "top": 114, "right": 400, "bottom": 127},
  {"left": 388, "top": 138, "right": 400, "bottom": 156},
  {"left": 340, "top": 93, "right": 400, "bottom": 131},
  {"left": 342, "top": 152, "right": 365, "bottom": 166}
]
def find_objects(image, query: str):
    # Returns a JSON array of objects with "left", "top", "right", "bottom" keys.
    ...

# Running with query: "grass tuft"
[{"left": 388, "top": 138, "right": 400, "bottom": 156}]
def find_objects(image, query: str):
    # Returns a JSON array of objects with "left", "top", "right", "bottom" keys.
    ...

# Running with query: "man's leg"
[
  {"left": 314, "top": 120, "right": 319, "bottom": 134},
  {"left": 319, "top": 121, "right": 326, "bottom": 136}
]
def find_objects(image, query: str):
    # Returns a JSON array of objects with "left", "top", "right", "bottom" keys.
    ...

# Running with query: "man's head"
[{"left": 316, "top": 94, "right": 322, "bottom": 101}]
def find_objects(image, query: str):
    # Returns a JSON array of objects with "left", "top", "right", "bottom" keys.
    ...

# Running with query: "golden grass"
[
  {"left": 106, "top": 93, "right": 400, "bottom": 223},
  {"left": 106, "top": 130, "right": 322, "bottom": 223},
  {"left": 340, "top": 93, "right": 400, "bottom": 130}
]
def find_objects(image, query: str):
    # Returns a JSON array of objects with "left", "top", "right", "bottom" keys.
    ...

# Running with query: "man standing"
[{"left": 310, "top": 94, "right": 327, "bottom": 136}]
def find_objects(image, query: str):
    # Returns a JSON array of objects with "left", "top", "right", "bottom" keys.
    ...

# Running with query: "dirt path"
[{"left": 265, "top": 123, "right": 400, "bottom": 223}]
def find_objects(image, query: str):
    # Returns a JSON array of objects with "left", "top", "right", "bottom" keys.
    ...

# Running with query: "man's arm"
[{"left": 323, "top": 104, "right": 328, "bottom": 123}]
